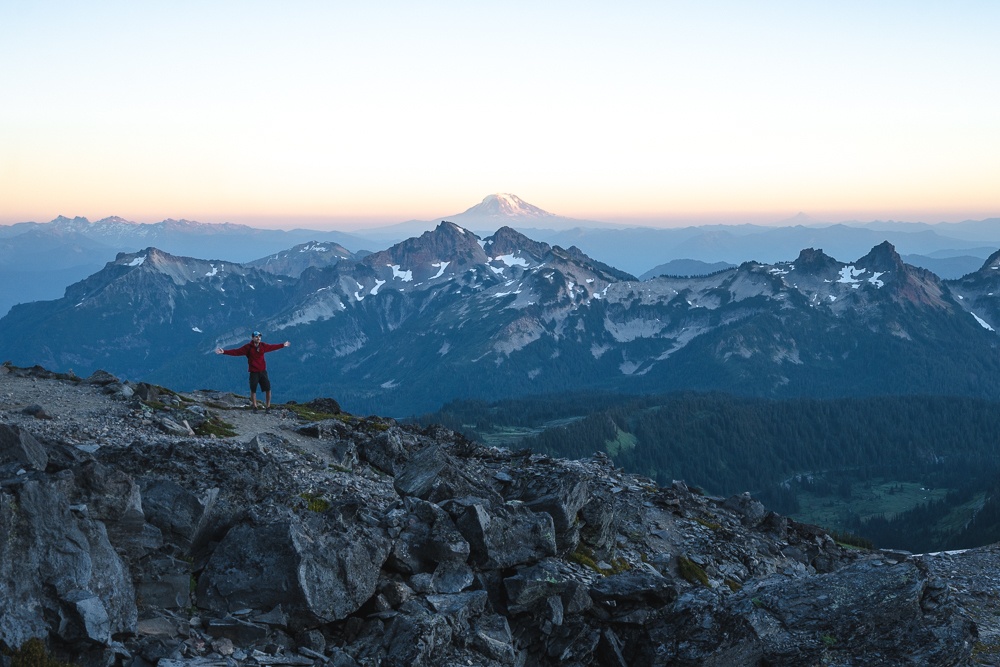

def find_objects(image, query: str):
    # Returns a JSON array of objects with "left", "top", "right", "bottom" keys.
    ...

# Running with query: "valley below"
[{"left": 419, "top": 391, "right": 1000, "bottom": 555}]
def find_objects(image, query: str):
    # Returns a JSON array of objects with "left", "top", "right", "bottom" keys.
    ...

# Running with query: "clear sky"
[{"left": 1, "top": 1, "right": 998, "bottom": 230}]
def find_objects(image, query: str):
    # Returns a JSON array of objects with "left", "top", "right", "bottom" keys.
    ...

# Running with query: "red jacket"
[{"left": 223, "top": 341, "right": 285, "bottom": 372}]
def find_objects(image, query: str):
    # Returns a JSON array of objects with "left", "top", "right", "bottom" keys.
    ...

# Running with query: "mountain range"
[
  {"left": 3, "top": 196, "right": 999, "bottom": 318},
  {"left": 3, "top": 220, "right": 1000, "bottom": 416},
  {"left": 0, "top": 215, "right": 373, "bottom": 317}
]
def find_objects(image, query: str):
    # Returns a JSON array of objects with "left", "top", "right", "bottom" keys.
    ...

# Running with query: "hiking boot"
[
  {"left": 265, "top": 406, "right": 271, "bottom": 414},
  {"left": 252, "top": 405, "right": 258, "bottom": 413}
]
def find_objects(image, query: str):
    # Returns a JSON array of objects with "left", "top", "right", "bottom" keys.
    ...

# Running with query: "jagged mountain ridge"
[
  {"left": 1, "top": 223, "right": 1000, "bottom": 415},
  {"left": 246, "top": 240, "right": 360, "bottom": 277},
  {"left": 3, "top": 201, "right": 998, "bottom": 320},
  {"left": 0, "top": 214, "right": 376, "bottom": 318}
]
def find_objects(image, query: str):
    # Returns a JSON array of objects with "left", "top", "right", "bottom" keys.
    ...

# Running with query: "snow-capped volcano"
[
  {"left": 457, "top": 193, "right": 555, "bottom": 220},
  {"left": 443, "top": 193, "right": 614, "bottom": 232}
]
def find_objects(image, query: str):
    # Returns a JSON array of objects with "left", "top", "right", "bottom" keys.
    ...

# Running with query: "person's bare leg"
[
  {"left": 250, "top": 392, "right": 259, "bottom": 409},
  {"left": 265, "top": 390, "right": 272, "bottom": 409}
]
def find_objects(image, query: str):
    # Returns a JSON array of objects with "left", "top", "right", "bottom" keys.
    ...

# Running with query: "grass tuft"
[
  {"left": 194, "top": 416, "right": 238, "bottom": 438},
  {"left": 677, "top": 555, "right": 710, "bottom": 586},
  {"left": 4, "top": 638, "right": 77, "bottom": 667}
]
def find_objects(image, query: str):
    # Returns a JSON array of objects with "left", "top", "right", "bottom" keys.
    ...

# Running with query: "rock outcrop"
[{"left": 0, "top": 363, "right": 990, "bottom": 666}]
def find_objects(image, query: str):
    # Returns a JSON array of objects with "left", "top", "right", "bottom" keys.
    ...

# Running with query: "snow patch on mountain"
[
  {"left": 282, "top": 298, "right": 346, "bottom": 327},
  {"left": 430, "top": 262, "right": 450, "bottom": 279},
  {"left": 494, "top": 254, "right": 530, "bottom": 268},
  {"left": 389, "top": 265, "right": 413, "bottom": 282},
  {"left": 972, "top": 313, "right": 994, "bottom": 331}
]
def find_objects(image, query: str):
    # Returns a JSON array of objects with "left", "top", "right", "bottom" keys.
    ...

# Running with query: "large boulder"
[
  {"left": 197, "top": 513, "right": 391, "bottom": 629},
  {"left": 385, "top": 496, "right": 470, "bottom": 575},
  {"left": 507, "top": 467, "right": 591, "bottom": 554},
  {"left": 0, "top": 423, "right": 48, "bottom": 472},
  {"left": 394, "top": 446, "right": 501, "bottom": 505},
  {"left": 0, "top": 478, "right": 137, "bottom": 649},
  {"left": 139, "top": 477, "right": 209, "bottom": 550},
  {"left": 445, "top": 497, "right": 556, "bottom": 570}
]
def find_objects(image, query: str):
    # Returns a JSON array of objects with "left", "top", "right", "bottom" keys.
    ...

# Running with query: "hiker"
[{"left": 215, "top": 330, "right": 290, "bottom": 412}]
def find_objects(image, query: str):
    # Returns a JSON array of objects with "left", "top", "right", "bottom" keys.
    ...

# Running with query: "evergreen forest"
[{"left": 416, "top": 392, "right": 1000, "bottom": 553}]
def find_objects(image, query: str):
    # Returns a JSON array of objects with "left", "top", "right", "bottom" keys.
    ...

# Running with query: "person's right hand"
[{"left": 215, "top": 348, "right": 224, "bottom": 354}]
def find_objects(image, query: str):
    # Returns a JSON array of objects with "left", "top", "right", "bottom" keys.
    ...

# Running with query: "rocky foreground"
[{"left": 1, "top": 363, "right": 998, "bottom": 666}]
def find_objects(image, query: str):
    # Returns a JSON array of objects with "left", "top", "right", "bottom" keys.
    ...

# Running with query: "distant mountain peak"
[
  {"left": 777, "top": 212, "right": 814, "bottom": 225},
  {"left": 459, "top": 194, "right": 555, "bottom": 220},
  {"left": 485, "top": 226, "right": 552, "bottom": 258},
  {"left": 51, "top": 215, "right": 91, "bottom": 225},
  {"left": 857, "top": 240, "right": 905, "bottom": 273},
  {"left": 793, "top": 247, "right": 839, "bottom": 272},
  {"left": 365, "top": 221, "right": 487, "bottom": 274}
]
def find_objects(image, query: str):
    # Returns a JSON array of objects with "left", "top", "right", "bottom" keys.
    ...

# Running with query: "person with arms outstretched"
[{"left": 215, "top": 330, "right": 290, "bottom": 412}]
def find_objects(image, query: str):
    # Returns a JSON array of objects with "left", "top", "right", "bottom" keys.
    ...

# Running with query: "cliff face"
[{"left": 0, "top": 363, "right": 989, "bottom": 666}]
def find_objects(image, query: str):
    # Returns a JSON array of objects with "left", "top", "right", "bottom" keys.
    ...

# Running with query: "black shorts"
[{"left": 249, "top": 371, "right": 271, "bottom": 393}]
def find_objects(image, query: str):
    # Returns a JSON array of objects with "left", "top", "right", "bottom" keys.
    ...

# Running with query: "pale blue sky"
[{"left": 2, "top": 1, "right": 998, "bottom": 229}]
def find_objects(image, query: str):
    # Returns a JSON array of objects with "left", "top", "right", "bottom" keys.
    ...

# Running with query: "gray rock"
[
  {"left": 589, "top": 568, "right": 678, "bottom": 607},
  {"left": 133, "top": 555, "right": 191, "bottom": 610},
  {"left": 198, "top": 516, "right": 390, "bottom": 629},
  {"left": 0, "top": 423, "right": 48, "bottom": 471},
  {"left": 469, "top": 614, "right": 516, "bottom": 664},
  {"left": 722, "top": 491, "right": 769, "bottom": 527},
  {"left": 426, "top": 590, "right": 488, "bottom": 630},
  {"left": 446, "top": 497, "right": 557, "bottom": 569},
  {"left": 134, "top": 383, "right": 159, "bottom": 402},
  {"left": 381, "top": 606, "right": 453, "bottom": 667},
  {"left": 137, "top": 615, "right": 186, "bottom": 639},
  {"left": 158, "top": 417, "right": 193, "bottom": 436},
  {"left": 59, "top": 589, "right": 112, "bottom": 644},
  {"left": 509, "top": 468, "right": 590, "bottom": 554},
  {"left": 0, "top": 478, "right": 137, "bottom": 650},
  {"left": 86, "top": 369, "right": 119, "bottom": 385},
  {"left": 21, "top": 404, "right": 53, "bottom": 420},
  {"left": 393, "top": 445, "right": 448, "bottom": 499},
  {"left": 386, "top": 496, "right": 470, "bottom": 575},
  {"left": 379, "top": 580, "right": 415, "bottom": 608},
  {"left": 140, "top": 477, "right": 207, "bottom": 549},
  {"left": 741, "top": 558, "right": 974, "bottom": 666},
  {"left": 431, "top": 561, "right": 475, "bottom": 594},
  {"left": 394, "top": 445, "right": 500, "bottom": 505},
  {"left": 357, "top": 428, "right": 408, "bottom": 475},
  {"left": 577, "top": 491, "right": 618, "bottom": 560},
  {"left": 72, "top": 461, "right": 149, "bottom": 557},
  {"left": 295, "top": 417, "right": 350, "bottom": 440},
  {"left": 203, "top": 617, "right": 269, "bottom": 645}
]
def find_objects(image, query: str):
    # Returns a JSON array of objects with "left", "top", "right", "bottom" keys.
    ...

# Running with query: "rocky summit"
[{"left": 1, "top": 363, "right": 997, "bottom": 666}]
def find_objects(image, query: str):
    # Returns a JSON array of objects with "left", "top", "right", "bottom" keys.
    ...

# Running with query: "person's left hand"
[{"left": 283, "top": 341, "right": 290, "bottom": 347}]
